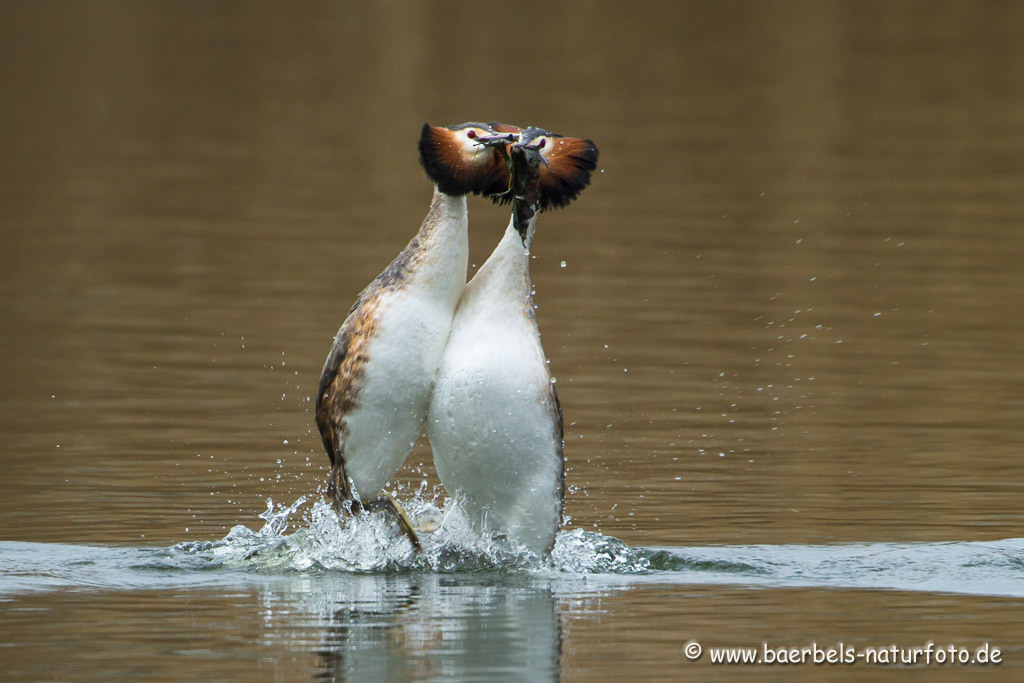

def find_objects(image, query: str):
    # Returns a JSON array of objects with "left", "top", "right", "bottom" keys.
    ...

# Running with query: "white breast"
[
  {"left": 333, "top": 190, "right": 469, "bottom": 502},
  {"left": 342, "top": 287, "right": 460, "bottom": 499},
  {"left": 427, "top": 222, "right": 564, "bottom": 556}
]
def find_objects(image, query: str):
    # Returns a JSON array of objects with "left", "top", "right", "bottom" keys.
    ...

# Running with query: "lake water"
[{"left": 2, "top": 1, "right": 1023, "bottom": 679}]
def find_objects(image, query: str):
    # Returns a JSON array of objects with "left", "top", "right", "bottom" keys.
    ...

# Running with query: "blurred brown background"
[
  {"left": 1, "top": 0, "right": 1022, "bottom": 548},
  {"left": 3, "top": 2, "right": 1024, "bottom": 680}
]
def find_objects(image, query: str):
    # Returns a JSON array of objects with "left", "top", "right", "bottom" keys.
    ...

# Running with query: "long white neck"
[
  {"left": 412, "top": 187, "right": 468, "bottom": 279},
  {"left": 456, "top": 214, "right": 538, "bottom": 323}
]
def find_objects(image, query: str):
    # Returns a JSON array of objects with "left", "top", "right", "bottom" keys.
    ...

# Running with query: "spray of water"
[{"left": 174, "top": 492, "right": 652, "bottom": 575}]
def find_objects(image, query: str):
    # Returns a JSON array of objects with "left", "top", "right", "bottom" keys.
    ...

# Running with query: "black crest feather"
[
  {"left": 418, "top": 123, "right": 510, "bottom": 197},
  {"left": 489, "top": 127, "right": 599, "bottom": 211}
]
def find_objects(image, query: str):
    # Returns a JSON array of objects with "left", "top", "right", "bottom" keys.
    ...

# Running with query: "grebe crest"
[
  {"left": 418, "top": 122, "right": 512, "bottom": 197},
  {"left": 420, "top": 122, "right": 599, "bottom": 210},
  {"left": 510, "top": 125, "right": 599, "bottom": 211}
]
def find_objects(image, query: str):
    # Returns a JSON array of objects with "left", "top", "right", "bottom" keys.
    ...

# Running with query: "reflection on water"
[
  {"left": 2, "top": 0, "right": 1024, "bottom": 679},
  {"left": 311, "top": 575, "right": 561, "bottom": 682},
  {"left": 2, "top": 521, "right": 1024, "bottom": 678}
]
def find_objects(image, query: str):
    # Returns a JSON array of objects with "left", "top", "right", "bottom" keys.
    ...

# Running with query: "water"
[
  {"left": 2, "top": 503, "right": 1023, "bottom": 679},
  {"left": 3, "top": 498, "right": 1023, "bottom": 678},
  {"left": 3, "top": 0, "right": 1024, "bottom": 679},
  {"left": 4, "top": 498, "right": 1024, "bottom": 597}
]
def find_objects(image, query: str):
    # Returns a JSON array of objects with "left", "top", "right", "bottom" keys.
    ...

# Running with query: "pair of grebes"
[{"left": 314, "top": 122, "right": 598, "bottom": 556}]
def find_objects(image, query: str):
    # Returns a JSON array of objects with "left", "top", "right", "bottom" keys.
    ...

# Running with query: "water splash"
[
  {"left": 3, "top": 494, "right": 1024, "bottom": 597},
  {"left": 167, "top": 495, "right": 1024, "bottom": 598},
  {"left": 174, "top": 494, "right": 651, "bottom": 575},
  {"left": 550, "top": 528, "right": 650, "bottom": 574}
]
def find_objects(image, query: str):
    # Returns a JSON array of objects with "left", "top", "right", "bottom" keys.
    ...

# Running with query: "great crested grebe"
[
  {"left": 315, "top": 122, "right": 513, "bottom": 546},
  {"left": 427, "top": 127, "right": 599, "bottom": 555}
]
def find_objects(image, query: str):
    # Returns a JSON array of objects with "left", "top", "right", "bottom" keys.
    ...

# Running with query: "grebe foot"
[{"left": 365, "top": 492, "right": 422, "bottom": 551}]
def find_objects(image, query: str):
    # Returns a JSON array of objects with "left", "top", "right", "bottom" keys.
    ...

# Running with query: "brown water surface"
[{"left": 2, "top": 1, "right": 1023, "bottom": 680}]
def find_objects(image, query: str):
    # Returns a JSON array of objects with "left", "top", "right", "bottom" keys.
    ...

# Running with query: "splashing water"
[
  {"left": 173, "top": 493, "right": 652, "bottom": 576},
  {"left": 3, "top": 493, "right": 1024, "bottom": 598}
]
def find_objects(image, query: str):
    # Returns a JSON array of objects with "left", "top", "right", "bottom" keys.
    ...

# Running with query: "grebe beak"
[
  {"left": 512, "top": 139, "right": 550, "bottom": 167},
  {"left": 475, "top": 132, "right": 518, "bottom": 148}
]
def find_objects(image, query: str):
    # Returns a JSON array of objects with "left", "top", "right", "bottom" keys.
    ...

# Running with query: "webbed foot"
[{"left": 365, "top": 492, "right": 422, "bottom": 551}]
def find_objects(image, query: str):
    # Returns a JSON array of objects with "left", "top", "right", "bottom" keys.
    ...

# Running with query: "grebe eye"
[
  {"left": 466, "top": 130, "right": 477, "bottom": 139},
  {"left": 538, "top": 138, "right": 547, "bottom": 148}
]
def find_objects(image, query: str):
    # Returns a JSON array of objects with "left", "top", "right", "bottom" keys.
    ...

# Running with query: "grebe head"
[
  {"left": 420, "top": 121, "right": 599, "bottom": 209},
  {"left": 509, "top": 126, "right": 599, "bottom": 211},
  {"left": 419, "top": 122, "right": 516, "bottom": 197}
]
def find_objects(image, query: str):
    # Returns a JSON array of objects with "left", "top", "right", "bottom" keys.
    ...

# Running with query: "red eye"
[
  {"left": 538, "top": 138, "right": 547, "bottom": 148},
  {"left": 467, "top": 130, "right": 477, "bottom": 139}
]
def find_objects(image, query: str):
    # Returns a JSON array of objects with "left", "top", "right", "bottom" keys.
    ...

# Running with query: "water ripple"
[{"left": 2, "top": 497, "right": 1022, "bottom": 598}]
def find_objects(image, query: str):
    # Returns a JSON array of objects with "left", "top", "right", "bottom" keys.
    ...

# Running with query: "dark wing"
[
  {"left": 315, "top": 325, "right": 350, "bottom": 468},
  {"left": 315, "top": 296, "right": 379, "bottom": 471},
  {"left": 548, "top": 380, "right": 566, "bottom": 518},
  {"left": 315, "top": 302, "right": 379, "bottom": 507}
]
